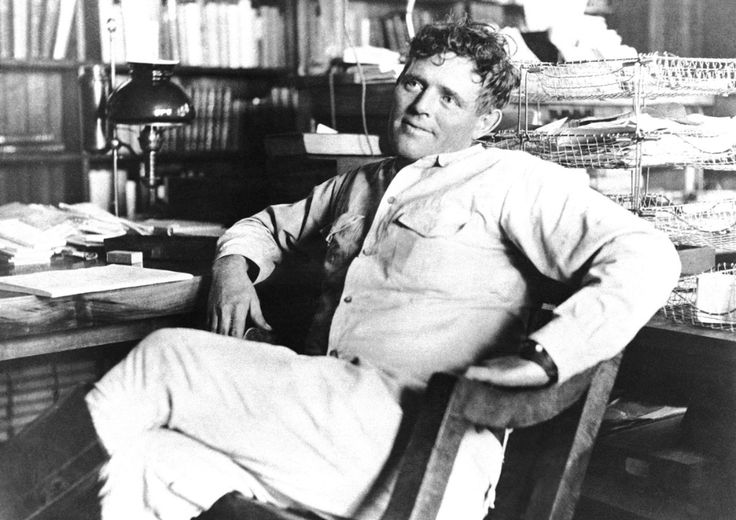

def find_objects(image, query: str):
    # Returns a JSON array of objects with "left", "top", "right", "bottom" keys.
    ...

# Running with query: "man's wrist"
[
  {"left": 214, "top": 255, "right": 260, "bottom": 282},
  {"left": 519, "top": 340, "right": 559, "bottom": 385}
]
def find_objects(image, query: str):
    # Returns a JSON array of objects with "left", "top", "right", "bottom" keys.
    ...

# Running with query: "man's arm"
[
  {"left": 208, "top": 255, "right": 269, "bottom": 337},
  {"left": 476, "top": 157, "right": 680, "bottom": 385},
  {"left": 207, "top": 173, "right": 346, "bottom": 337}
]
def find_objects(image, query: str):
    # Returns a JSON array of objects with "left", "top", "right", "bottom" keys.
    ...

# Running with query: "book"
[
  {"left": 52, "top": 0, "right": 79, "bottom": 59},
  {"left": 0, "top": 0, "right": 11, "bottom": 59},
  {"left": 12, "top": 0, "right": 28, "bottom": 59},
  {"left": 40, "top": 0, "right": 62, "bottom": 59},
  {"left": 264, "top": 133, "right": 383, "bottom": 157},
  {"left": 28, "top": 0, "right": 46, "bottom": 58},
  {"left": 119, "top": 0, "right": 160, "bottom": 61},
  {"left": 0, "top": 264, "right": 193, "bottom": 298},
  {"left": 97, "top": 0, "right": 126, "bottom": 64}
]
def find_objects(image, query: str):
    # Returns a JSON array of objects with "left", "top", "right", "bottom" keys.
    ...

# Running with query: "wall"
[
  {"left": 609, "top": 0, "right": 735, "bottom": 59},
  {"left": 701, "top": 0, "right": 736, "bottom": 58}
]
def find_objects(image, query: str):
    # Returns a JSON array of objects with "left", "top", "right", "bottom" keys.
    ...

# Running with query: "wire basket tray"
[
  {"left": 645, "top": 199, "right": 736, "bottom": 251},
  {"left": 480, "top": 128, "right": 736, "bottom": 170},
  {"left": 607, "top": 193, "right": 674, "bottom": 212},
  {"left": 479, "top": 130, "right": 635, "bottom": 168},
  {"left": 661, "top": 266, "right": 736, "bottom": 331},
  {"left": 528, "top": 56, "right": 736, "bottom": 100}
]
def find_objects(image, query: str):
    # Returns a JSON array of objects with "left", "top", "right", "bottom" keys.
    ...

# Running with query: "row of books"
[
  {"left": 0, "top": 0, "right": 78, "bottom": 60},
  {"left": 102, "top": 0, "right": 288, "bottom": 69},
  {"left": 112, "top": 83, "right": 298, "bottom": 155},
  {"left": 0, "top": 72, "right": 65, "bottom": 153}
]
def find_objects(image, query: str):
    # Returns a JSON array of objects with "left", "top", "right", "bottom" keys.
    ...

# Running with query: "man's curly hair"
[{"left": 406, "top": 17, "right": 520, "bottom": 113}]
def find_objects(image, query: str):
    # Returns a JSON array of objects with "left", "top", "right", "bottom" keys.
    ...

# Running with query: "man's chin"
[{"left": 394, "top": 137, "right": 434, "bottom": 162}]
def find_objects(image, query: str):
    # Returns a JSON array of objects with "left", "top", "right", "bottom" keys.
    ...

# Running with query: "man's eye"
[
  {"left": 442, "top": 95, "right": 458, "bottom": 106},
  {"left": 403, "top": 79, "right": 420, "bottom": 90}
]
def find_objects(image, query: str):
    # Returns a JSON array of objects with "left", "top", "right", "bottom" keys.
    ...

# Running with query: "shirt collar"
[{"left": 434, "top": 143, "right": 485, "bottom": 167}]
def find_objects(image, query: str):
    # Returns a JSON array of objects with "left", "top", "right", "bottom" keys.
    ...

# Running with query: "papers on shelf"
[
  {"left": 0, "top": 264, "right": 193, "bottom": 298},
  {"left": 529, "top": 111, "right": 736, "bottom": 168}
]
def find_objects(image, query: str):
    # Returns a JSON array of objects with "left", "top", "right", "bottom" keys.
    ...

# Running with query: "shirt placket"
[{"left": 327, "top": 158, "right": 433, "bottom": 354}]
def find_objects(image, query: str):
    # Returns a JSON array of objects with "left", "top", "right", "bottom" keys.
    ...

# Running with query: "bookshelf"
[
  {"left": 0, "top": 0, "right": 299, "bottom": 223},
  {"left": 297, "top": 0, "right": 524, "bottom": 75}
]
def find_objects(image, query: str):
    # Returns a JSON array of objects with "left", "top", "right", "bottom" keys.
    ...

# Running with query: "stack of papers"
[
  {"left": 0, "top": 202, "right": 227, "bottom": 264},
  {"left": 0, "top": 205, "right": 77, "bottom": 265},
  {"left": 0, "top": 264, "right": 193, "bottom": 298}
]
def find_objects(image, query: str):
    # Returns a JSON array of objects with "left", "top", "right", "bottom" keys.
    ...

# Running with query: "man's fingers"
[
  {"left": 249, "top": 299, "right": 272, "bottom": 331},
  {"left": 226, "top": 304, "right": 247, "bottom": 338},
  {"left": 207, "top": 312, "right": 219, "bottom": 333},
  {"left": 465, "top": 356, "right": 550, "bottom": 387}
]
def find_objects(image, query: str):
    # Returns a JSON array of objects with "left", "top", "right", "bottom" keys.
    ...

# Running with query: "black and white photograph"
[{"left": 0, "top": 1, "right": 734, "bottom": 519}]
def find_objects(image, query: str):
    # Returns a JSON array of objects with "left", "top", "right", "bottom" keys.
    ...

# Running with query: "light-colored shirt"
[{"left": 217, "top": 145, "right": 680, "bottom": 390}]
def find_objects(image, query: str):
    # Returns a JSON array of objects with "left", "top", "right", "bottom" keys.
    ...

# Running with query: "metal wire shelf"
[
  {"left": 521, "top": 55, "right": 736, "bottom": 100},
  {"left": 661, "top": 266, "right": 736, "bottom": 331},
  {"left": 479, "top": 128, "right": 736, "bottom": 170},
  {"left": 643, "top": 199, "right": 736, "bottom": 251}
]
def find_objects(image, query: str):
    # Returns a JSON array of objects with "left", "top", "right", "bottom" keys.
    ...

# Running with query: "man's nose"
[{"left": 410, "top": 90, "right": 436, "bottom": 115}]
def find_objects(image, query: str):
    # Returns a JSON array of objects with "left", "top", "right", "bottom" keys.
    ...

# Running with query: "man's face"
[{"left": 389, "top": 53, "right": 494, "bottom": 161}]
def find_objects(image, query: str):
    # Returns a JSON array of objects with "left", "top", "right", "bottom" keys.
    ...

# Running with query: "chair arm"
[{"left": 444, "top": 355, "right": 620, "bottom": 430}]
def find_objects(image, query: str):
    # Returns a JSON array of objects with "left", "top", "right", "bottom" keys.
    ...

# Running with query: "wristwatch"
[{"left": 519, "top": 339, "right": 559, "bottom": 385}]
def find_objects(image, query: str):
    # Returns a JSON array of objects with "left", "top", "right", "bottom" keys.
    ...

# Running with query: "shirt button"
[
  {"left": 387, "top": 196, "right": 396, "bottom": 204},
  {"left": 343, "top": 296, "right": 352, "bottom": 303},
  {"left": 363, "top": 247, "right": 373, "bottom": 255}
]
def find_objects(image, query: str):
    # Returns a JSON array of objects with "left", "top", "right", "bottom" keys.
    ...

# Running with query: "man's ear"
[{"left": 473, "top": 109, "right": 503, "bottom": 139}]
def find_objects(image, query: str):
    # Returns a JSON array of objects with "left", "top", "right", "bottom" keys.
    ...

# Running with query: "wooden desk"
[
  {"left": 577, "top": 313, "right": 736, "bottom": 520},
  {"left": 623, "top": 314, "right": 736, "bottom": 406},
  {"left": 0, "top": 259, "right": 209, "bottom": 362}
]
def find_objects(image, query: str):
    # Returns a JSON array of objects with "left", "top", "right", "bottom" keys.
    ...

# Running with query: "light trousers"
[{"left": 85, "top": 328, "right": 503, "bottom": 520}]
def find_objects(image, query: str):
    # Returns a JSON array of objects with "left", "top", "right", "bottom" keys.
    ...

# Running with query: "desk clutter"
[{"left": 0, "top": 201, "right": 224, "bottom": 266}]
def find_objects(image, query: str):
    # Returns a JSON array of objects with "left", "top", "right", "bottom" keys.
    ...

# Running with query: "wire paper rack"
[
  {"left": 643, "top": 199, "right": 736, "bottom": 251},
  {"left": 661, "top": 266, "right": 736, "bottom": 331},
  {"left": 523, "top": 55, "right": 736, "bottom": 100},
  {"left": 479, "top": 128, "right": 736, "bottom": 170}
]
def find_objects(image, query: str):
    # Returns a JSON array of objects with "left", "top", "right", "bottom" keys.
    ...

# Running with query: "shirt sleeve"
[
  {"left": 498, "top": 155, "right": 681, "bottom": 382},
  {"left": 215, "top": 173, "right": 346, "bottom": 284}
]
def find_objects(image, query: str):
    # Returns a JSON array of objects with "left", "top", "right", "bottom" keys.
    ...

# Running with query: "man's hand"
[
  {"left": 464, "top": 356, "right": 551, "bottom": 387},
  {"left": 207, "top": 255, "right": 271, "bottom": 338}
]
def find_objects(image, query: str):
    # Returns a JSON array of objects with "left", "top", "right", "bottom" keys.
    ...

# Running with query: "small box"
[
  {"left": 695, "top": 270, "right": 736, "bottom": 324},
  {"left": 106, "top": 250, "right": 143, "bottom": 266},
  {"left": 676, "top": 245, "right": 715, "bottom": 276}
]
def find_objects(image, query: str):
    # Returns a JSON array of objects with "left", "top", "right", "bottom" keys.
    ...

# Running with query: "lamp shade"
[{"left": 106, "top": 61, "right": 195, "bottom": 126}]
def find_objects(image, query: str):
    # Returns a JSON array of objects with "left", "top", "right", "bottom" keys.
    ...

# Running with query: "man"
[{"left": 1, "top": 18, "right": 680, "bottom": 520}]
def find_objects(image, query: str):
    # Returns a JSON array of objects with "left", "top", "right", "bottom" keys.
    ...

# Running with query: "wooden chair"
[{"left": 196, "top": 352, "right": 622, "bottom": 520}]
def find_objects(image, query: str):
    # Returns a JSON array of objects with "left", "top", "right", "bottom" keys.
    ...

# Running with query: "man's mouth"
[{"left": 401, "top": 120, "right": 432, "bottom": 135}]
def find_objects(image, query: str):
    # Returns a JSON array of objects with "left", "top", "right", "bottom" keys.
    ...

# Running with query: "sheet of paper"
[{"left": 0, "top": 265, "right": 193, "bottom": 298}]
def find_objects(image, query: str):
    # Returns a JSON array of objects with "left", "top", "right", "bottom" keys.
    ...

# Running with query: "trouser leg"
[
  {"left": 87, "top": 328, "right": 403, "bottom": 519},
  {"left": 0, "top": 384, "right": 107, "bottom": 520},
  {"left": 99, "top": 429, "right": 286, "bottom": 520}
]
